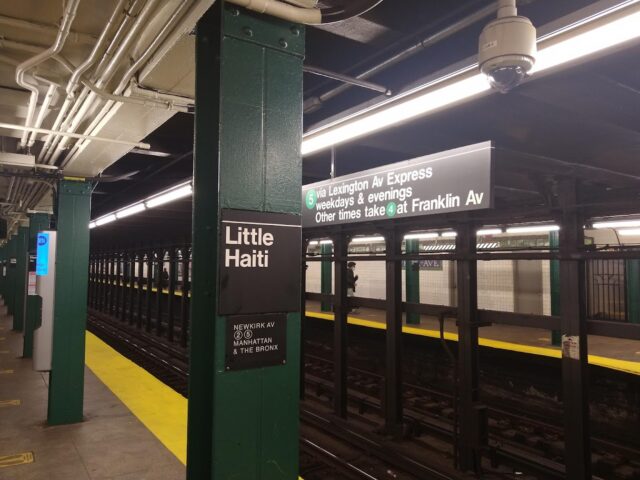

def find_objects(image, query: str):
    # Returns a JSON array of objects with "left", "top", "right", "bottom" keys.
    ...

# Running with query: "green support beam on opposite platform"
[
  {"left": 627, "top": 260, "right": 640, "bottom": 324},
  {"left": 6, "top": 235, "right": 17, "bottom": 318},
  {"left": 405, "top": 238, "right": 420, "bottom": 325},
  {"left": 187, "top": 4, "right": 304, "bottom": 479},
  {"left": 550, "top": 231, "right": 561, "bottom": 345},
  {"left": 48, "top": 180, "right": 92, "bottom": 425},
  {"left": 0, "top": 244, "right": 6, "bottom": 301},
  {"left": 321, "top": 243, "right": 332, "bottom": 312},
  {"left": 12, "top": 225, "right": 28, "bottom": 332},
  {"left": 23, "top": 213, "right": 50, "bottom": 358}
]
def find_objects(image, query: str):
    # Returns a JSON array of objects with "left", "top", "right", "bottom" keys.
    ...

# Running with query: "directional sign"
[
  {"left": 225, "top": 314, "right": 287, "bottom": 371},
  {"left": 302, "top": 142, "right": 493, "bottom": 228}
]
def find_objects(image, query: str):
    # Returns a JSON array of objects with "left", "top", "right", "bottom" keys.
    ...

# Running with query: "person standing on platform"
[{"left": 347, "top": 261, "right": 359, "bottom": 314}]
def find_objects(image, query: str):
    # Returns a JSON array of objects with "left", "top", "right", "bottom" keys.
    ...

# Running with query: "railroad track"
[
  {"left": 87, "top": 311, "right": 640, "bottom": 480},
  {"left": 87, "top": 311, "right": 439, "bottom": 480}
]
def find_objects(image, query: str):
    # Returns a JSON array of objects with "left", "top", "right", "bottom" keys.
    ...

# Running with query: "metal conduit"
[
  {"left": 15, "top": 0, "right": 81, "bottom": 148},
  {"left": 59, "top": 0, "right": 197, "bottom": 169},
  {"left": 304, "top": 2, "right": 498, "bottom": 113},
  {"left": 45, "top": 0, "right": 161, "bottom": 166}
]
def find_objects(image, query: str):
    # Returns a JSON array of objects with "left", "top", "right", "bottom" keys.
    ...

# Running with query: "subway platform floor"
[
  {"left": 305, "top": 301, "right": 640, "bottom": 374},
  {"left": 0, "top": 313, "right": 185, "bottom": 480}
]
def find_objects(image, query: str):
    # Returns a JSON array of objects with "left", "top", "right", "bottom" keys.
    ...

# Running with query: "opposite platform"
[{"left": 0, "top": 314, "right": 185, "bottom": 480}]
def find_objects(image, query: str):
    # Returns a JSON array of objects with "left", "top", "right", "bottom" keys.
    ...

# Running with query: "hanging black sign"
[
  {"left": 225, "top": 314, "right": 287, "bottom": 371},
  {"left": 301, "top": 142, "right": 493, "bottom": 228},
  {"left": 218, "top": 209, "right": 301, "bottom": 315}
]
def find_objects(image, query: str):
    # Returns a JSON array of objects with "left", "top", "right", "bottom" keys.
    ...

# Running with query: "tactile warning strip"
[{"left": 0, "top": 452, "right": 34, "bottom": 468}]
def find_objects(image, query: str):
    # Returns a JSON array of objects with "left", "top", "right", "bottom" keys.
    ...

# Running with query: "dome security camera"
[{"left": 478, "top": 8, "right": 536, "bottom": 93}]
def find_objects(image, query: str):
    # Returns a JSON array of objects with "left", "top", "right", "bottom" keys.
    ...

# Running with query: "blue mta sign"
[{"left": 36, "top": 232, "right": 50, "bottom": 276}]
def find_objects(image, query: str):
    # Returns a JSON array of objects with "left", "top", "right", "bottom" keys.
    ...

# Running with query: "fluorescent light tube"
[
  {"left": 95, "top": 214, "right": 116, "bottom": 226},
  {"left": 308, "top": 240, "right": 319, "bottom": 246},
  {"left": 506, "top": 225, "right": 560, "bottom": 234},
  {"left": 319, "top": 239, "right": 333, "bottom": 245},
  {"left": 89, "top": 222, "right": 96, "bottom": 229},
  {"left": 116, "top": 203, "right": 146, "bottom": 219},
  {"left": 477, "top": 228, "right": 502, "bottom": 236},
  {"left": 618, "top": 228, "right": 640, "bottom": 236},
  {"left": 404, "top": 232, "right": 439, "bottom": 240},
  {"left": 593, "top": 219, "right": 640, "bottom": 229},
  {"left": 351, "top": 236, "right": 385, "bottom": 243},
  {"left": 302, "top": 74, "right": 490, "bottom": 155},
  {"left": 146, "top": 184, "right": 192, "bottom": 208},
  {"left": 440, "top": 231, "right": 457, "bottom": 238},
  {"left": 300, "top": 5, "right": 640, "bottom": 156},
  {"left": 533, "top": 10, "right": 640, "bottom": 73}
]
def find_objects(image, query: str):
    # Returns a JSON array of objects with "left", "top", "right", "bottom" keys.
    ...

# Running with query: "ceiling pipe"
[
  {"left": 320, "top": 0, "right": 383, "bottom": 24},
  {"left": 283, "top": 0, "right": 317, "bottom": 7},
  {"left": 303, "top": 64, "right": 391, "bottom": 95},
  {"left": 303, "top": 2, "right": 498, "bottom": 113},
  {"left": 60, "top": 0, "right": 200, "bottom": 169},
  {"left": 0, "top": 122, "right": 152, "bottom": 149},
  {"left": 14, "top": 0, "right": 81, "bottom": 149},
  {"left": 0, "top": 14, "right": 95, "bottom": 45},
  {"left": 37, "top": 0, "right": 146, "bottom": 165},
  {"left": 43, "top": 0, "right": 161, "bottom": 166},
  {"left": 225, "top": 0, "right": 322, "bottom": 24},
  {"left": 66, "top": 0, "right": 130, "bottom": 99}
]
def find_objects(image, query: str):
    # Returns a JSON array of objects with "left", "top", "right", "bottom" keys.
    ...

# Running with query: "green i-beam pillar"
[
  {"left": 0, "top": 244, "right": 6, "bottom": 302},
  {"left": 321, "top": 243, "right": 332, "bottom": 312},
  {"left": 48, "top": 180, "right": 92, "bottom": 425},
  {"left": 627, "top": 260, "right": 640, "bottom": 324},
  {"left": 187, "top": 4, "right": 304, "bottom": 479},
  {"left": 6, "top": 235, "right": 17, "bottom": 318},
  {"left": 550, "top": 231, "right": 561, "bottom": 345},
  {"left": 405, "top": 238, "right": 420, "bottom": 325},
  {"left": 12, "top": 225, "right": 29, "bottom": 332}
]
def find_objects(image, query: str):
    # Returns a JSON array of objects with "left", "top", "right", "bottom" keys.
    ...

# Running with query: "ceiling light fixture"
[
  {"left": 477, "top": 228, "right": 502, "bottom": 235},
  {"left": 301, "top": 2, "right": 640, "bottom": 156},
  {"left": 440, "top": 231, "right": 458, "bottom": 238},
  {"left": 506, "top": 225, "right": 560, "bottom": 234},
  {"left": 89, "top": 181, "right": 192, "bottom": 229},
  {"left": 351, "top": 236, "right": 385, "bottom": 243},
  {"left": 145, "top": 183, "right": 193, "bottom": 209},
  {"left": 593, "top": 219, "right": 640, "bottom": 229},
  {"left": 618, "top": 228, "right": 640, "bottom": 236},
  {"left": 115, "top": 203, "right": 146, "bottom": 219},
  {"left": 95, "top": 214, "right": 117, "bottom": 227},
  {"left": 405, "top": 232, "right": 440, "bottom": 240}
]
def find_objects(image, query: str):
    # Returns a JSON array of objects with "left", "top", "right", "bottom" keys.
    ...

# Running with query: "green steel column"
[
  {"left": 188, "top": 5, "right": 304, "bottom": 479},
  {"left": 23, "top": 213, "right": 50, "bottom": 357},
  {"left": 627, "top": 260, "right": 640, "bottom": 324},
  {"left": 6, "top": 235, "right": 17, "bottom": 317},
  {"left": 550, "top": 231, "right": 561, "bottom": 345},
  {"left": 405, "top": 238, "right": 420, "bottom": 325},
  {"left": 12, "top": 225, "right": 29, "bottom": 331},
  {"left": 0, "top": 244, "right": 5, "bottom": 301},
  {"left": 48, "top": 180, "right": 92, "bottom": 425},
  {"left": 321, "top": 243, "right": 332, "bottom": 312}
]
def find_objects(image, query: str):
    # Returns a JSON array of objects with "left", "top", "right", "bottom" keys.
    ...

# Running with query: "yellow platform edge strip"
[
  {"left": 85, "top": 332, "right": 188, "bottom": 464},
  {"left": 85, "top": 332, "right": 305, "bottom": 479},
  {"left": 305, "top": 311, "right": 640, "bottom": 376},
  {"left": 0, "top": 452, "right": 34, "bottom": 468}
]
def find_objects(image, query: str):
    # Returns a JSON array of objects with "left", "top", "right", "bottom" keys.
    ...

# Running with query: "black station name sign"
[
  {"left": 218, "top": 209, "right": 301, "bottom": 316},
  {"left": 301, "top": 142, "right": 493, "bottom": 228}
]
